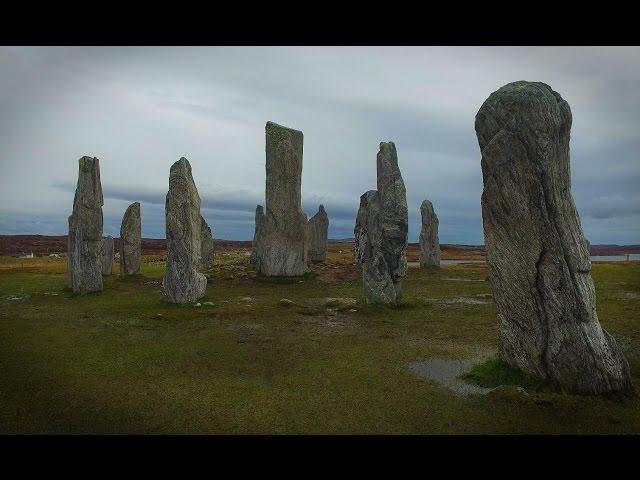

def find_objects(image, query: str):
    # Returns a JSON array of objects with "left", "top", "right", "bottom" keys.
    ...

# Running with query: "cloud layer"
[{"left": 1, "top": 47, "right": 638, "bottom": 244}]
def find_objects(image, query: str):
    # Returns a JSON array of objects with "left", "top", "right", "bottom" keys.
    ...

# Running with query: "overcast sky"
[{"left": 0, "top": 46, "right": 638, "bottom": 244}]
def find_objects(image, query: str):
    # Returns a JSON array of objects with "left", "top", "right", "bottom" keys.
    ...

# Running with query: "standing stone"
[
  {"left": 249, "top": 205, "right": 264, "bottom": 266},
  {"left": 200, "top": 216, "right": 214, "bottom": 271},
  {"left": 101, "top": 236, "right": 114, "bottom": 276},
  {"left": 419, "top": 200, "right": 440, "bottom": 267},
  {"left": 120, "top": 202, "right": 142, "bottom": 276},
  {"left": 476, "top": 81, "right": 630, "bottom": 394},
  {"left": 162, "top": 158, "right": 207, "bottom": 303},
  {"left": 354, "top": 142, "right": 408, "bottom": 304},
  {"left": 307, "top": 205, "right": 329, "bottom": 263},
  {"left": 67, "top": 156, "right": 104, "bottom": 294},
  {"left": 254, "top": 122, "right": 309, "bottom": 276}
]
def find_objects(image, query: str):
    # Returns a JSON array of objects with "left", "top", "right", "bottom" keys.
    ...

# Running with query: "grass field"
[{"left": 0, "top": 246, "right": 639, "bottom": 434}]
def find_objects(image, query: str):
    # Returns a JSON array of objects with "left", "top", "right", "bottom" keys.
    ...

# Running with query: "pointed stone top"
[
  {"left": 421, "top": 199, "right": 434, "bottom": 211},
  {"left": 318, "top": 204, "right": 325, "bottom": 213},
  {"left": 171, "top": 157, "right": 192, "bottom": 173}
]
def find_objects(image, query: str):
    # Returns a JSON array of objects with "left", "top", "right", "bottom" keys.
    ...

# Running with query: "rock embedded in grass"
[
  {"left": 67, "top": 156, "right": 104, "bottom": 294},
  {"left": 162, "top": 158, "right": 207, "bottom": 304},
  {"left": 120, "top": 202, "right": 141, "bottom": 276},
  {"left": 354, "top": 142, "right": 408, "bottom": 304},
  {"left": 475, "top": 81, "right": 631, "bottom": 394},
  {"left": 419, "top": 200, "right": 440, "bottom": 267}
]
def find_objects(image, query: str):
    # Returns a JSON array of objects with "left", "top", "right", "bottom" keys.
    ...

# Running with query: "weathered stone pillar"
[
  {"left": 476, "top": 81, "right": 630, "bottom": 394},
  {"left": 254, "top": 122, "right": 309, "bottom": 276},
  {"left": 162, "top": 158, "right": 207, "bottom": 303},
  {"left": 249, "top": 205, "right": 264, "bottom": 266},
  {"left": 120, "top": 202, "right": 141, "bottom": 276},
  {"left": 67, "top": 156, "right": 104, "bottom": 294},
  {"left": 200, "top": 216, "right": 214, "bottom": 271},
  {"left": 419, "top": 200, "right": 440, "bottom": 267},
  {"left": 101, "top": 236, "right": 114, "bottom": 275},
  {"left": 354, "top": 142, "right": 408, "bottom": 304},
  {"left": 307, "top": 205, "right": 329, "bottom": 263}
]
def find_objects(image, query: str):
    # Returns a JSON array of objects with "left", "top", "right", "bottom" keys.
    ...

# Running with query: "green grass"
[
  {"left": 0, "top": 255, "right": 639, "bottom": 434},
  {"left": 460, "top": 358, "right": 550, "bottom": 391}
]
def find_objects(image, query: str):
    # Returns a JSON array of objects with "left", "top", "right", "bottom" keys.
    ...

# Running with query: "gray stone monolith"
[
  {"left": 419, "top": 200, "right": 440, "bottom": 267},
  {"left": 476, "top": 80, "right": 631, "bottom": 394},
  {"left": 200, "top": 216, "right": 214, "bottom": 271},
  {"left": 307, "top": 205, "right": 329, "bottom": 263},
  {"left": 101, "top": 236, "right": 114, "bottom": 275},
  {"left": 249, "top": 205, "right": 264, "bottom": 266},
  {"left": 254, "top": 122, "right": 309, "bottom": 276},
  {"left": 162, "top": 158, "right": 207, "bottom": 303},
  {"left": 67, "top": 156, "right": 104, "bottom": 294},
  {"left": 354, "top": 142, "right": 408, "bottom": 304},
  {"left": 120, "top": 202, "right": 141, "bottom": 276}
]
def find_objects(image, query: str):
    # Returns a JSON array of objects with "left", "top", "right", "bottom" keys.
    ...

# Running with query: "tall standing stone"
[
  {"left": 476, "top": 81, "right": 630, "bottom": 394},
  {"left": 67, "top": 156, "right": 104, "bottom": 294},
  {"left": 254, "top": 122, "right": 309, "bottom": 276},
  {"left": 354, "top": 142, "right": 408, "bottom": 304},
  {"left": 101, "top": 236, "right": 114, "bottom": 276},
  {"left": 419, "top": 200, "right": 440, "bottom": 267},
  {"left": 307, "top": 205, "right": 329, "bottom": 263},
  {"left": 163, "top": 158, "right": 207, "bottom": 303},
  {"left": 120, "top": 202, "right": 141, "bottom": 276},
  {"left": 200, "top": 215, "right": 214, "bottom": 271},
  {"left": 249, "top": 205, "right": 264, "bottom": 265}
]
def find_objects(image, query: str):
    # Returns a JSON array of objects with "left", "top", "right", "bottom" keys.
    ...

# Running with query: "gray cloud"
[{"left": 1, "top": 46, "right": 639, "bottom": 244}]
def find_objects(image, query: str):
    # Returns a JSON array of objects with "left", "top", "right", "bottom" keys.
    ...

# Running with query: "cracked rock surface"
[
  {"left": 120, "top": 202, "right": 141, "bottom": 275},
  {"left": 162, "top": 158, "right": 207, "bottom": 303},
  {"left": 354, "top": 142, "right": 408, "bottom": 304},
  {"left": 419, "top": 199, "right": 440, "bottom": 267},
  {"left": 67, "top": 156, "right": 104, "bottom": 294},
  {"left": 253, "top": 122, "right": 309, "bottom": 276},
  {"left": 476, "top": 81, "right": 630, "bottom": 394}
]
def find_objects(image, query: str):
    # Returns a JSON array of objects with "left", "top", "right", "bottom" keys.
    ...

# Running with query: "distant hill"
[{"left": 0, "top": 235, "right": 638, "bottom": 256}]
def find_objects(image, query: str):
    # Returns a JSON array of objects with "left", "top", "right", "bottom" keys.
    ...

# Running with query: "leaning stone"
[
  {"left": 162, "top": 158, "right": 207, "bottom": 304},
  {"left": 476, "top": 80, "right": 631, "bottom": 394},
  {"left": 419, "top": 200, "right": 440, "bottom": 266},
  {"left": 307, "top": 204, "right": 329, "bottom": 263},
  {"left": 67, "top": 156, "right": 104, "bottom": 294},
  {"left": 254, "top": 122, "right": 309, "bottom": 276},
  {"left": 101, "top": 236, "right": 114, "bottom": 276},
  {"left": 354, "top": 143, "right": 408, "bottom": 304},
  {"left": 120, "top": 202, "right": 141, "bottom": 275}
]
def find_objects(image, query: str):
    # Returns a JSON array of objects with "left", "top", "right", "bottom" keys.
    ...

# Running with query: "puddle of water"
[
  {"left": 408, "top": 352, "right": 495, "bottom": 396},
  {"left": 442, "top": 277, "right": 485, "bottom": 282}
]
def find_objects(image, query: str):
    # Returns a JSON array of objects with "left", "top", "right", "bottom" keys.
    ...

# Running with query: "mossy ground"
[{"left": 0, "top": 249, "right": 638, "bottom": 434}]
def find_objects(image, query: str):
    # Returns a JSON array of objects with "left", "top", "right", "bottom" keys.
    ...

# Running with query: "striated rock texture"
[
  {"left": 354, "top": 143, "right": 408, "bottom": 304},
  {"left": 162, "top": 158, "right": 207, "bottom": 303},
  {"left": 419, "top": 200, "right": 440, "bottom": 267},
  {"left": 476, "top": 81, "right": 630, "bottom": 394},
  {"left": 249, "top": 205, "right": 265, "bottom": 265},
  {"left": 200, "top": 216, "right": 214, "bottom": 271},
  {"left": 307, "top": 205, "right": 329, "bottom": 263},
  {"left": 254, "top": 122, "right": 309, "bottom": 276},
  {"left": 101, "top": 236, "right": 114, "bottom": 275},
  {"left": 120, "top": 202, "right": 141, "bottom": 276},
  {"left": 67, "top": 156, "right": 104, "bottom": 294}
]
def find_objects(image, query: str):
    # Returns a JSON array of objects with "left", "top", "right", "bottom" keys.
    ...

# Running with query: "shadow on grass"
[{"left": 458, "top": 357, "right": 551, "bottom": 392}]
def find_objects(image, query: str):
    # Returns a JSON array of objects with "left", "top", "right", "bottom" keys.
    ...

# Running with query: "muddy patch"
[
  {"left": 442, "top": 277, "right": 486, "bottom": 282},
  {"left": 408, "top": 350, "right": 495, "bottom": 396}
]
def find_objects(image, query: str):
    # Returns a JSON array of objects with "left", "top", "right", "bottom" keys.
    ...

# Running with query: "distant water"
[{"left": 408, "top": 254, "right": 640, "bottom": 268}]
